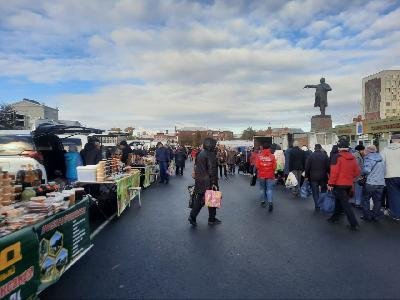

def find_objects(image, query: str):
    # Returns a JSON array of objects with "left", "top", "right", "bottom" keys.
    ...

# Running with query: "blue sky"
[{"left": 0, "top": 0, "right": 399, "bottom": 132}]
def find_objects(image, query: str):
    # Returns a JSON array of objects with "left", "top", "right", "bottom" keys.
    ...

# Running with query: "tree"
[
  {"left": 0, "top": 103, "right": 16, "bottom": 129},
  {"left": 124, "top": 127, "right": 135, "bottom": 135},
  {"left": 192, "top": 131, "right": 202, "bottom": 147},
  {"left": 241, "top": 127, "right": 256, "bottom": 140}
]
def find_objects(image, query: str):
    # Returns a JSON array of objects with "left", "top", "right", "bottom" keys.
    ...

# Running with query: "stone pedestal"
[{"left": 311, "top": 115, "right": 332, "bottom": 132}]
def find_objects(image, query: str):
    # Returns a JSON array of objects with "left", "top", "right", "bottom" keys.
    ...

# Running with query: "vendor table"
[
  {"left": 132, "top": 165, "right": 158, "bottom": 188},
  {"left": 77, "top": 171, "right": 141, "bottom": 217},
  {"left": 0, "top": 198, "right": 91, "bottom": 300}
]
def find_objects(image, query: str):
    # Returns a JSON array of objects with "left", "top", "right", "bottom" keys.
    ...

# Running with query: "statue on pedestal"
[{"left": 304, "top": 78, "right": 332, "bottom": 116}]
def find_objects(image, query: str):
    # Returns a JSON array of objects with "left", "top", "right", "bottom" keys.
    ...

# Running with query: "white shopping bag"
[{"left": 285, "top": 172, "right": 298, "bottom": 187}]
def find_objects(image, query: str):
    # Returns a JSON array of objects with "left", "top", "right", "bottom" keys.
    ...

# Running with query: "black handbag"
[
  {"left": 250, "top": 172, "right": 257, "bottom": 186},
  {"left": 358, "top": 161, "right": 377, "bottom": 187}
]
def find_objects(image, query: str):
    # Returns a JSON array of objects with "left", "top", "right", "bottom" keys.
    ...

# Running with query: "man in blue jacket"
[
  {"left": 360, "top": 145, "right": 386, "bottom": 222},
  {"left": 155, "top": 142, "right": 170, "bottom": 184}
]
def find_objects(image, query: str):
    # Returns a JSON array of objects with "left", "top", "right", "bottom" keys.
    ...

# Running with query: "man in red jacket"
[
  {"left": 256, "top": 145, "right": 277, "bottom": 212},
  {"left": 328, "top": 139, "right": 361, "bottom": 231}
]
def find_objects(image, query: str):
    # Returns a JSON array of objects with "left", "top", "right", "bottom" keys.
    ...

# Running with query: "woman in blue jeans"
[{"left": 360, "top": 145, "right": 386, "bottom": 221}]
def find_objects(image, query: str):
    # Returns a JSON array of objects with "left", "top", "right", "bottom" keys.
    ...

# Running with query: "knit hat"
[
  {"left": 355, "top": 144, "right": 365, "bottom": 151},
  {"left": 314, "top": 144, "right": 322, "bottom": 150},
  {"left": 338, "top": 138, "right": 349, "bottom": 149},
  {"left": 365, "top": 145, "right": 377, "bottom": 154}
]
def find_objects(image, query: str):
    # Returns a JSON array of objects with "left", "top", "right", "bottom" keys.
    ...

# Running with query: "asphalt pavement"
[{"left": 41, "top": 162, "right": 400, "bottom": 299}]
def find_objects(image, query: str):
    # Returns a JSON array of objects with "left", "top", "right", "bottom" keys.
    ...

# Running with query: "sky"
[{"left": 1, "top": 0, "right": 400, "bottom": 133}]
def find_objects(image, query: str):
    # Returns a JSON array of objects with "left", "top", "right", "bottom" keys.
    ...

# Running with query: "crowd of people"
[{"left": 185, "top": 133, "right": 400, "bottom": 231}]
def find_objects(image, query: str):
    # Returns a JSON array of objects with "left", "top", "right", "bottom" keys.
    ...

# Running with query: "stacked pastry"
[
  {"left": 1, "top": 172, "right": 15, "bottom": 207},
  {"left": 96, "top": 161, "right": 106, "bottom": 182}
]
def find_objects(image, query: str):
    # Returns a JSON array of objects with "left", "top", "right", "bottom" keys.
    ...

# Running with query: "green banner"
[
  {"left": 116, "top": 172, "right": 140, "bottom": 217},
  {"left": 0, "top": 226, "right": 39, "bottom": 300},
  {"left": 35, "top": 199, "right": 91, "bottom": 291}
]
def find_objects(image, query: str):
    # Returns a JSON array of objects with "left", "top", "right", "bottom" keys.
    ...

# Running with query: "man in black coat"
[
  {"left": 174, "top": 146, "right": 187, "bottom": 176},
  {"left": 305, "top": 144, "right": 330, "bottom": 210},
  {"left": 80, "top": 139, "right": 102, "bottom": 165},
  {"left": 188, "top": 138, "right": 220, "bottom": 226},
  {"left": 289, "top": 141, "right": 306, "bottom": 196}
]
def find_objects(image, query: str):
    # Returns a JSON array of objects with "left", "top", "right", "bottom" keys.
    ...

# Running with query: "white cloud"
[{"left": 0, "top": 0, "right": 399, "bottom": 132}]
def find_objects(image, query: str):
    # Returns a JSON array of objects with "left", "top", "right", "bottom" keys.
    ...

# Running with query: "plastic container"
[
  {"left": 21, "top": 187, "right": 36, "bottom": 201},
  {"left": 77, "top": 166, "right": 98, "bottom": 182}
]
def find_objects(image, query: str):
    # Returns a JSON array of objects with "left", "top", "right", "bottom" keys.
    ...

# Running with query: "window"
[{"left": 386, "top": 102, "right": 391, "bottom": 106}]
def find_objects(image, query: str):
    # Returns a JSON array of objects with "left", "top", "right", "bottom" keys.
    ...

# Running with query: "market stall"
[
  {"left": 76, "top": 157, "right": 142, "bottom": 217},
  {"left": 131, "top": 155, "right": 158, "bottom": 188},
  {"left": 0, "top": 167, "right": 92, "bottom": 300}
]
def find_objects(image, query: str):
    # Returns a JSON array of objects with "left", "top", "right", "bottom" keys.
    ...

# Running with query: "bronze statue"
[{"left": 304, "top": 78, "right": 332, "bottom": 116}]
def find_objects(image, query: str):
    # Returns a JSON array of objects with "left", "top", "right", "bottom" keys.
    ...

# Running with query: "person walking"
[
  {"left": 256, "top": 145, "right": 277, "bottom": 212},
  {"left": 353, "top": 144, "right": 365, "bottom": 208},
  {"left": 289, "top": 141, "right": 305, "bottom": 197},
  {"left": 217, "top": 145, "right": 228, "bottom": 179},
  {"left": 305, "top": 144, "right": 330, "bottom": 211},
  {"left": 174, "top": 146, "right": 187, "bottom": 176},
  {"left": 360, "top": 145, "right": 386, "bottom": 222},
  {"left": 64, "top": 145, "right": 83, "bottom": 184},
  {"left": 380, "top": 133, "right": 400, "bottom": 221},
  {"left": 284, "top": 145, "right": 292, "bottom": 180},
  {"left": 274, "top": 148, "right": 285, "bottom": 185},
  {"left": 329, "top": 145, "right": 339, "bottom": 165},
  {"left": 226, "top": 148, "right": 236, "bottom": 175},
  {"left": 250, "top": 147, "right": 261, "bottom": 175},
  {"left": 327, "top": 139, "right": 361, "bottom": 231},
  {"left": 188, "top": 138, "right": 220, "bottom": 226},
  {"left": 155, "top": 142, "right": 170, "bottom": 184},
  {"left": 191, "top": 148, "right": 198, "bottom": 162}
]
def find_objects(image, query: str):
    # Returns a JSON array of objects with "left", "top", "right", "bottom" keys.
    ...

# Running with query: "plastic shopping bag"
[
  {"left": 300, "top": 180, "right": 312, "bottom": 199},
  {"left": 167, "top": 161, "right": 176, "bottom": 176},
  {"left": 285, "top": 172, "right": 298, "bottom": 188},
  {"left": 205, "top": 189, "right": 222, "bottom": 208},
  {"left": 187, "top": 185, "right": 195, "bottom": 208},
  {"left": 318, "top": 192, "right": 335, "bottom": 214}
]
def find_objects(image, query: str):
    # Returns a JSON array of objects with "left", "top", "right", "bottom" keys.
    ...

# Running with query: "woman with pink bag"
[{"left": 188, "top": 138, "right": 221, "bottom": 226}]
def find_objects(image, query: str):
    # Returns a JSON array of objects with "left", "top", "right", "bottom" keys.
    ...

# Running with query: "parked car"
[
  {"left": 0, "top": 124, "right": 102, "bottom": 183},
  {"left": 0, "top": 134, "right": 48, "bottom": 182}
]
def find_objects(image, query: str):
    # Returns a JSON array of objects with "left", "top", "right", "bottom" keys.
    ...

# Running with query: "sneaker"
[
  {"left": 208, "top": 218, "right": 222, "bottom": 225},
  {"left": 260, "top": 201, "right": 266, "bottom": 207},
  {"left": 188, "top": 216, "right": 197, "bottom": 227},
  {"left": 346, "top": 225, "right": 360, "bottom": 232},
  {"left": 268, "top": 203, "right": 273, "bottom": 212}
]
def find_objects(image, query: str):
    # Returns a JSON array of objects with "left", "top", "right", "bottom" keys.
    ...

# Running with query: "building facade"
[
  {"left": 177, "top": 127, "right": 234, "bottom": 145},
  {"left": 12, "top": 98, "right": 59, "bottom": 129},
  {"left": 362, "top": 70, "right": 400, "bottom": 120}
]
